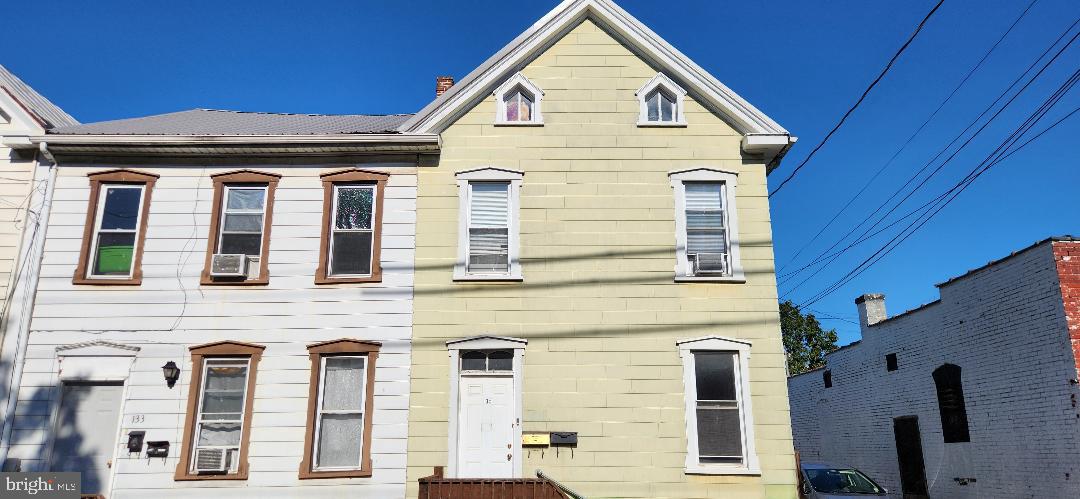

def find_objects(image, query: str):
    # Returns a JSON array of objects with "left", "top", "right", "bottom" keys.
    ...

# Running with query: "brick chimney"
[
  {"left": 855, "top": 293, "right": 887, "bottom": 334},
  {"left": 436, "top": 76, "right": 455, "bottom": 97}
]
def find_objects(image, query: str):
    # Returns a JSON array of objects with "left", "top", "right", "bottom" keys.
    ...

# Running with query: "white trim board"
[
  {"left": 445, "top": 336, "right": 527, "bottom": 478},
  {"left": 669, "top": 168, "right": 745, "bottom": 282},
  {"left": 677, "top": 335, "right": 760, "bottom": 475},
  {"left": 398, "top": 0, "right": 791, "bottom": 145}
]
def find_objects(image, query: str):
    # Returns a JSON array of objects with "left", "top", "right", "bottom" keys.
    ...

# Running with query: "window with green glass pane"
[
  {"left": 329, "top": 185, "right": 375, "bottom": 276},
  {"left": 90, "top": 185, "right": 144, "bottom": 277}
]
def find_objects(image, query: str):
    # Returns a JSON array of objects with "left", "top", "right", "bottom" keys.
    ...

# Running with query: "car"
[{"left": 799, "top": 461, "right": 888, "bottom": 498}]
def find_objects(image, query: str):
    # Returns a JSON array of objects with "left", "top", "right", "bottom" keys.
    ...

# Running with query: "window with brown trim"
[
  {"left": 315, "top": 169, "right": 387, "bottom": 284},
  {"left": 299, "top": 339, "right": 380, "bottom": 479},
  {"left": 175, "top": 341, "right": 264, "bottom": 481},
  {"left": 201, "top": 170, "right": 280, "bottom": 285},
  {"left": 73, "top": 169, "right": 158, "bottom": 285}
]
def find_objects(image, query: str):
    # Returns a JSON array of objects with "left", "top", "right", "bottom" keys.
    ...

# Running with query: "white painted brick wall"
[{"left": 789, "top": 242, "right": 1079, "bottom": 499}]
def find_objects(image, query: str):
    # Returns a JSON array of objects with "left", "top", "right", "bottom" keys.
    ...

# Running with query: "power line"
[
  {"left": 768, "top": 0, "right": 946, "bottom": 198},
  {"left": 778, "top": 0, "right": 1039, "bottom": 271},
  {"left": 778, "top": 19, "right": 1080, "bottom": 292},
  {"left": 797, "top": 69, "right": 1080, "bottom": 308}
]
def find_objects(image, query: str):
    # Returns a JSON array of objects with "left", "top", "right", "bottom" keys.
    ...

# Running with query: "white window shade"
[
  {"left": 468, "top": 182, "right": 510, "bottom": 274},
  {"left": 670, "top": 169, "right": 744, "bottom": 282},
  {"left": 684, "top": 183, "right": 728, "bottom": 258},
  {"left": 454, "top": 168, "right": 523, "bottom": 281}
]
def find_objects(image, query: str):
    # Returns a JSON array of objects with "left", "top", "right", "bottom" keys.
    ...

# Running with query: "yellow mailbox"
[{"left": 522, "top": 432, "right": 550, "bottom": 446}]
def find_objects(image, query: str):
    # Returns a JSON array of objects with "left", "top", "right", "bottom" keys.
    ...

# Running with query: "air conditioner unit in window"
[
  {"left": 692, "top": 253, "right": 728, "bottom": 275},
  {"left": 193, "top": 448, "right": 227, "bottom": 473},
  {"left": 210, "top": 254, "right": 248, "bottom": 277}
]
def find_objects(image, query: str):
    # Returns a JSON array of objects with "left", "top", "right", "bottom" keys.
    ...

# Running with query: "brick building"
[{"left": 788, "top": 236, "right": 1080, "bottom": 499}]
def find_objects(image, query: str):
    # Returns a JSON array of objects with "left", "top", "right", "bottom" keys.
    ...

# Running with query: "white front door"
[
  {"left": 457, "top": 375, "right": 514, "bottom": 478},
  {"left": 50, "top": 382, "right": 123, "bottom": 496}
]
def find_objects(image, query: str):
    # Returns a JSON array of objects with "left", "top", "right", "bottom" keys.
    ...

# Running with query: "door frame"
[
  {"left": 44, "top": 341, "right": 139, "bottom": 497},
  {"left": 445, "top": 336, "right": 526, "bottom": 478}
]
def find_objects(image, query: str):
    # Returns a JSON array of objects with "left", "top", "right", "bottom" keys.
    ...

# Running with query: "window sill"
[
  {"left": 685, "top": 465, "right": 761, "bottom": 476},
  {"left": 174, "top": 471, "right": 249, "bottom": 481},
  {"left": 200, "top": 275, "right": 270, "bottom": 286},
  {"left": 453, "top": 274, "right": 524, "bottom": 283},
  {"left": 314, "top": 275, "right": 382, "bottom": 285},
  {"left": 675, "top": 275, "right": 745, "bottom": 283},
  {"left": 637, "top": 121, "right": 687, "bottom": 128},
  {"left": 494, "top": 121, "right": 544, "bottom": 127},
  {"left": 298, "top": 469, "right": 372, "bottom": 480},
  {"left": 72, "top": 276, "right": 142, "bottom": 286}
]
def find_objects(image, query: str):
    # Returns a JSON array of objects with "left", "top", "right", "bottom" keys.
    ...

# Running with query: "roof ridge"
[{"left": 195, "top": 108, "right": 414, "bottom": 118}]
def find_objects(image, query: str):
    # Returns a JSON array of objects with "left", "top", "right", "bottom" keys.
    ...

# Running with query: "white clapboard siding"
[{"left": 12, "top": 166, "right": 416, "bottom": 498}]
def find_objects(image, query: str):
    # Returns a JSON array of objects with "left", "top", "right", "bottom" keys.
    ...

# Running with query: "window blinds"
[
  {"left": 468, "top": 182, "right": 510, "bottom": 273},
  {"left": 685, "top": 183, "right": 727, "bottom": 256}
]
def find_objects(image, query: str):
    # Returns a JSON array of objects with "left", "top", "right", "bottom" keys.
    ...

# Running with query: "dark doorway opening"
[{"left": 893, "top": 416, "right": 929, "bottom": 499}]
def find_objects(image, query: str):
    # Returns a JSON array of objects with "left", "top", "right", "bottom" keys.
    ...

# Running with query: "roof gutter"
[
  {"left": 29, "top": 133, "right": 440, "bottom": 146},
  {"left": 742, "top": 133, "right": 798, "bottom": 174}
]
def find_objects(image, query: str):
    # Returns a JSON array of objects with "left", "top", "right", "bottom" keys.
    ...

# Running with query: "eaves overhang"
[{"left": 20, "top": 133, "right": 441, "bottom": 158}]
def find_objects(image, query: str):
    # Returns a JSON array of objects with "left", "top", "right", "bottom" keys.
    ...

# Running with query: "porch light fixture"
[{"left": 162, "top": 361, "right": 180, "bottom": 388}]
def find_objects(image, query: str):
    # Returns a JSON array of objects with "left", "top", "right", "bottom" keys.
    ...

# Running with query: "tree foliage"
[{"left": 780, "top": 300, "right": 838, "bottom": 376}]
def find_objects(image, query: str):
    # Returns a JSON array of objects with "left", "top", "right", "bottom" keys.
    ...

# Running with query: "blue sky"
[{"left": 5, "top": 0, "right": 1078, "bottom": 344}]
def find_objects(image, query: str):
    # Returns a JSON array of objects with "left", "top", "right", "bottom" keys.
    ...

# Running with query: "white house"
[
  {"left": 788, "top": 237, "right": 1080, "bottom": 499},
  {"left": 2, "top": 109, "right": 437, "bottom": 497}
]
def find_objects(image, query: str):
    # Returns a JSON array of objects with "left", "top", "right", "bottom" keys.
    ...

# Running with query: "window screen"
[
  {"left": 467, "top": 182, "right": 510, "bottom": 273},
  {"left": 693, "top": 351, "right": 743, "bottom": 464},
  {"left": 933, "top": 364, "right": 970, "bottom": 443}
]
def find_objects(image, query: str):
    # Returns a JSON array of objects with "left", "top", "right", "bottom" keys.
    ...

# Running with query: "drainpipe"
[
  {"left": 0, "top": 142, "right": 57, "bottom": 466},
  {"left": 537, "top": 469, "right": 586, "bottom": 499}
]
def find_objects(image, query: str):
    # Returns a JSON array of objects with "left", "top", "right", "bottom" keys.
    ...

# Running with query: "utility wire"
[
  {"left": 778, "top": 0, "right": 1039, "bottom": 271},
  {"left": 768, "top": 0, "right": 946, "bottom": 198},
  {"left": 779, "top": 19, "right": 1080, "bottom": 292},
  {"left": 797, "top": 69, "right": 1080, "bottom": 307}
]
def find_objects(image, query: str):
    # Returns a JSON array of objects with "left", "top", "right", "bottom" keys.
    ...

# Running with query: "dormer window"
[
  {"left": 637, "top": 73, "right": 687, "bottom": 126},
  {"left": 494, "top": 73, "right": 543, "bottom": 125}
]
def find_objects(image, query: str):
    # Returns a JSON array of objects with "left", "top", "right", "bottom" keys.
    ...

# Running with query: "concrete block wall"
[{"left": 789, "top": 240, "right": 1080, "bottom": 499}]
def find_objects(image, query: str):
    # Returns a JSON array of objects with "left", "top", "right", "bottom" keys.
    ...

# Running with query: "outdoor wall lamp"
[{"left": 162, "top": 361, "right": 180, "bottom": 388}]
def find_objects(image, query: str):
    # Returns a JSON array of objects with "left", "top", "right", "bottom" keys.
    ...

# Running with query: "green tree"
[{"left": 780, "top": 300, "right": 838, "bottom": 376}]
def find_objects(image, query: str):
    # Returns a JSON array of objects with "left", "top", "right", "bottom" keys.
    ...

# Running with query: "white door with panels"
[
  {"left": 49, "top": 382, "right": 124, "bottom": 496},
  {"left": 457, "top": 374, "right": 514, "bottom": 478}
]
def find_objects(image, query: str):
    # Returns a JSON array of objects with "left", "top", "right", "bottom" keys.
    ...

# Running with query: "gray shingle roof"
[
  {"left": 0, "top": 64, "right": 79, "bottom": 129},
  {"left": 49, "top": 109, "right": 412, "bottom": 135}
]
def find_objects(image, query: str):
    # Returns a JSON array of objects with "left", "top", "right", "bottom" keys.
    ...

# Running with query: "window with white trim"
[
  {"left": 454, "top": 168, "right": 523, "bottom": 280},
  {"left": 313, "top": 356, "right": 368, "bottom": 470},
  {"left": 670, "top": 169, "right": 743, "bottom": 281},
  {"left": 191, "top": 358, "right": 250, "bottom": 474},
  {"left": 637, "top": 73, "right": 687, "bottom": 126},
  {"left": 678, "top": 336, "right": 758, "bottom": 474},
  {"left": 494, "top": 73, "right": 544, "bottom": 125},
  {"left": 218, "top": 185, "right": 268, "bottom": 256},
  {"left": 87, "top": 184, "right": 146, "bottom": 278}
]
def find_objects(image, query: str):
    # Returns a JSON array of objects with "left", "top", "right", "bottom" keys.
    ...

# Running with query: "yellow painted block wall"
[{"left": 407, "top": 19, "right": 796, "bottom": 499}]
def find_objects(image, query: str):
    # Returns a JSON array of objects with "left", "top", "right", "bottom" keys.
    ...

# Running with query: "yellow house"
[{"left": 403, "top": 0, "right": 797, "bottom": 497}]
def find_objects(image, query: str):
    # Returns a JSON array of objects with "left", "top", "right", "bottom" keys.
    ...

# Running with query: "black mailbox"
[
  {"left": 146, "top": 441, "right": 170, "bottom": 458},
  {"left": 126, "top": 431, "right": 145, "bottom": 453},
  {"left": 550, "top": 432, "right": 577, "bottom": 446}
]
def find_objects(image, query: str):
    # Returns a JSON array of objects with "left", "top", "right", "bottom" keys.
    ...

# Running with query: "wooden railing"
[{"left": 418, "top": 467, "right": 569, "bottom": 499}]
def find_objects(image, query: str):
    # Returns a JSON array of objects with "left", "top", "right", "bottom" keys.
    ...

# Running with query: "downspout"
[
  {"left": 0, "top": 142, "right": 57, "bottom": 467},
  {"left": 537, "top": 469, "right": 586, "bottom": 499}
]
